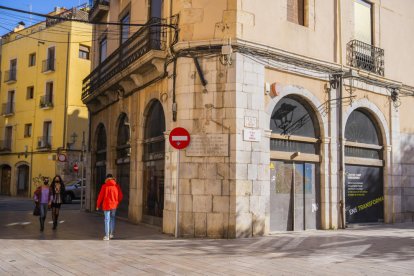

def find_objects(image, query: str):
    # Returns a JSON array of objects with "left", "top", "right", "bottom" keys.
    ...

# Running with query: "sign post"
[{"left": 169, "top": 127, "right": 191, "bottom": 238}]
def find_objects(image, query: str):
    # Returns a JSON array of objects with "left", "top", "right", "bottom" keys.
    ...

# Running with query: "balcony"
[
  {"left": 40, "top": 95, "right": 53, "bottom": 109},
  {"left": 1, "top": 102, "right": 15, "bottom": 116},
  {"left": 37, "top": 136, "right": 52, "bottom": 149},
  {"left": 89, "top": 0, "right": 110, "bottom": 21},
  {"left": 0, "top": 140, "right": 12, "bottom": 152},
  {"left": 347, "top": 40, "right": 384, "bottom": 76},
  {"left": 42, "top": 58, "right": 55, "bottom": 73},
  {"left": 82, "top": 17, "right": 171, "bottom": 102},
  {"left": 4, "top": 70, "right": 17, "bottom": 83}
]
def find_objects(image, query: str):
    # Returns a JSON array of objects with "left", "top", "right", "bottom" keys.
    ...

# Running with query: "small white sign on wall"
[
  {"left": 244, "top": 116, "right": 257, "bottom": 128},
  {"left": 243, "top": 129, "right": 261, "bottom": 142}
]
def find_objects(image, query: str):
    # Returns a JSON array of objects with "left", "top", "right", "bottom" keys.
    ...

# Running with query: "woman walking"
[
  {"left": 50, "top": 175, "right": 65, "bottom": 230},
  {"left": 33, "top": 178, "right": 52, "bottom": 231}
]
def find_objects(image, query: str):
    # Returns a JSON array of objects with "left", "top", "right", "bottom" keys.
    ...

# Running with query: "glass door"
[{"left": 270, "top": 161, "right": 319, "bottom": 231}]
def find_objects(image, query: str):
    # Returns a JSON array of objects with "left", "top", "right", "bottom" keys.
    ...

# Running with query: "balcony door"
[
  {"left": 47, "top": 47, "right": 55, "bottom": 70},
  {"left": 43, "top": 121, "right": 52, "bottom": 147},
  {"left": 149, "top": 0, "right": 163, "bottom": 49}
]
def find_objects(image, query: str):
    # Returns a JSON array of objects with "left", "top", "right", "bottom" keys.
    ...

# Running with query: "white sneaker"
[
  {"left": 109, "top": 234, "right": 114, "bottom": 239},
  {"left": 103, "top": 236, "right": 110, "bottom": 241}
]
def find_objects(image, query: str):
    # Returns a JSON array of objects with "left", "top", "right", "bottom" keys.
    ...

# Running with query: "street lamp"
[{"left": 271, "top": 103, "right": 296, "bottom": 134}]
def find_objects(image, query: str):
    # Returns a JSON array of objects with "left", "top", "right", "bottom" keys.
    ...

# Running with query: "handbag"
[{"left": 33, "top": 203, "right": 40, "bottom": 216}]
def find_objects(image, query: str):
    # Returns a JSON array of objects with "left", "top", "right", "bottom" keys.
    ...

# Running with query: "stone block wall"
[{"left": 162, "top": 53, "right": 270, "bottom": 238}]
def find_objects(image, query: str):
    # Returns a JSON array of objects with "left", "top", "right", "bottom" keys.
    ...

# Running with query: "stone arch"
[
  {"left": 343, "top": 98, "right": 390, "bottom": 146},
  {"left": 115, "top": 112, "right": 131, "bottom": 218},
  {"left": 141, "top": 99, "right": 166, "bottom": 225},
  {"left": 266, "top": 84, "right": 328, "bottom": 139}
]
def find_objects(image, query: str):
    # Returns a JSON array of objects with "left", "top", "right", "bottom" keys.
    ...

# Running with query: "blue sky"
[{"left": 0, "top": 0, "right": 88, "bottom": 36}]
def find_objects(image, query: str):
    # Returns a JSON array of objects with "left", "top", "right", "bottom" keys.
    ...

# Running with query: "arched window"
[
  {"left": 116, "top": 113, "right": 130, "bottom": 159},
  {"left": 269, "top": 96, "right": 321, "bottom": 231},
  {"left": 270, "top": 96, "right": 320, "bottom": 154},
  {"left": 95, "top": 124, "right": 107, "bottom": 202},
  {"left": 344, "top": 109, "right": 384, "bottom": 224},
  {"left": 143, "top": 100, "right": 165, "bottom": 221},
  {"left": 116, "top": 113, "right": 131, "bottom": 218},
  {"left": 345, "top": 109, "right": 382, "bottom": 159},
  {"left": 96, "top": 124, "right": 107, "bottom": 163}
]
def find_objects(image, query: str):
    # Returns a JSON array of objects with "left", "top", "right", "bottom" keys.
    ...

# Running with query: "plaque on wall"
[{"left": 186, "top": 134, "right": 229, "bottom": 157}]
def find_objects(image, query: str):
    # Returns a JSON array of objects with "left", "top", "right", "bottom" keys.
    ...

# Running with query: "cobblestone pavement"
[{"left": 0, "top": 196, "right": 413, "bottom": 275}]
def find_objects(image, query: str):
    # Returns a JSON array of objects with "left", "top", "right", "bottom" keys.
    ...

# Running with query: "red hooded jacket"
[{"left": 96, "top": 178, "right": 123, "bottom": 211}]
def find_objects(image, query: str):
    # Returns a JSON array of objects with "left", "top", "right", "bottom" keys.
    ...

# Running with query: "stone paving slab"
[{"left": 0, "top": 196, "right": 413, "bottom": 275}]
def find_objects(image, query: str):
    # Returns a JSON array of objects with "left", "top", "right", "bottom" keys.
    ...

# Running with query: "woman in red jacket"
[{"left": 96, "top": 174, "right": 123, "bottom": 240}]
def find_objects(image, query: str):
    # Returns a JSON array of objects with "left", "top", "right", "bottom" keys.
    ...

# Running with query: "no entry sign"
[{"left": 169, "top": 127, "right": 191, "bottom": 150}]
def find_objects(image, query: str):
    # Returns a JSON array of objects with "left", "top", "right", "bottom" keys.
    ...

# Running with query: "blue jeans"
[{"left": 104, "top": 209, "right": 116, "bottom": 237}]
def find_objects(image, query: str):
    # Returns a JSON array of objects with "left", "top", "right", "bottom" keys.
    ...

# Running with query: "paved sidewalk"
[{"left": 0, "top": 196, "right": 413, "bottom": 275}]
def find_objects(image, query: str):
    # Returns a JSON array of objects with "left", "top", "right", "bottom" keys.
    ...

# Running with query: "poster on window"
[{"left": 345, "top": 165, "right": 384, "bottom": 223}]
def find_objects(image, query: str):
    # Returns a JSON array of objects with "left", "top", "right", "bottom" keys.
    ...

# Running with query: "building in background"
[
  {"left": 0, "top": 7, "right": 91, "bottom": 197},
  {"left": 82, "top": 0, "right": 414, "bottom": 238}
]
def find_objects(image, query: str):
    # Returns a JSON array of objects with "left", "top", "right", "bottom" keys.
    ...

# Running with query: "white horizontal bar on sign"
[{"left": 172, "top": 136, "right": 188, "bottom": 141}]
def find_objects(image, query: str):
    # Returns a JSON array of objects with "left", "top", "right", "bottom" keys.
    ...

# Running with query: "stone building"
[{"left": 82, "top": 0, "right": 414, "bottom": 238}]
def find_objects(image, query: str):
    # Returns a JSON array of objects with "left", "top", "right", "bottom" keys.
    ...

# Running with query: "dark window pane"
[
  {"left": 345, "top": 146, "right": 381, "bottom": 159},
  {"left": 270, "top": 139, "right": 317, "bottom": 154},
  {"left": 345, "top": 109, "right": 380, "bottom": 145},
  {"left": 270, "top": 97, "right": 318, "bottom": 137},
  {"left": 144, "top": 101, "right": 165, "bottom": 139}
]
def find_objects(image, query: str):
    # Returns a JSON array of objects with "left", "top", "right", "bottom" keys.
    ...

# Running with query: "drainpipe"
[
  {"left": 339, "top": 76, "right": 345, "bottom": 229},
  {"left": 63, "top": 32, "right": 70, "bottom": 149}
]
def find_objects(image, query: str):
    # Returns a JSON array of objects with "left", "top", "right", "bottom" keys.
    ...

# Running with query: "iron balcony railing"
[
  {"left": 4, "top": 70, "right": 17, "bottom": 82},
  {"left": 0, "top": 140, "right": 12, "bottom": 151},
  {"left": 40, "top": 95, "right": 53, "bottom": 108},
  {"left": 42, "top": 58, "right": 55, "bottom": 72},
  {"left": 1, "top": 102, "right": 15, "bottom": 115},
  {"left": 347, "top": 39, "right": 384, "bottom": 76},
  {"left": 37, "top": 136, "right": 52, "bottom": 149},
  {"left": 89, "top": 0, "right": 110, "bottom": 20},
  {"left": 82, "top": 17, "right": 168, "bottom": 100}
]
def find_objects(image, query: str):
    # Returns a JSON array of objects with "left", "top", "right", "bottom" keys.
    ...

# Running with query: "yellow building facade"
[{"left": 0, "top": 7, "right": 91, "bottom": 197}]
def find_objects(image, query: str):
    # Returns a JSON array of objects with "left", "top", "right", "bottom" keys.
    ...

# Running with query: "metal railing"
[
  {"left": 82, "top": 17, "right": 169, "bottom": 100},
  {"left": 0, "top": 140, "right": 12, "bottom": 151},
  {"left": 37, "top": 136, "right": 52, "bottom": 149},
  {"left": 4, "top": 70, "right": 17, "bottom": 82},
  {"left": 1, "top": 102, "right": 15, "bottom": 115},
  {"left": 40, "top": 95, "right": 53, "bottom": 108},
  {"left": 42, "top": 58, "right": 55, "bottom": 72},
  {"left": 347, "top": 39, "right": 384, "bottom": 76}
]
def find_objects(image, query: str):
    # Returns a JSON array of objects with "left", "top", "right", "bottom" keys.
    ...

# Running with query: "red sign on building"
[{"left": 169, "top": 127, "right": 191, "bottom": 150}]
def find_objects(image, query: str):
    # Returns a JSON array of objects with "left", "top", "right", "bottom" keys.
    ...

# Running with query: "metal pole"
[
  {"left": 175, "top": 150, "right": 180, "bottom": 238},
  {"left": 292, "top": 161, "right": 295, "bottom": 231},
  {"left": 80, "top": 132, "right": 85, "bottom": 210}
]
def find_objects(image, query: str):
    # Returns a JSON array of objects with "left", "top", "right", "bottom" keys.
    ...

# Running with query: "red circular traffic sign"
[
  {"left": 73, "top": 163, "right": 79, "bottom": 172},
  {"left": 169, "top": 127, "right": 191, "bottom": 150}
]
